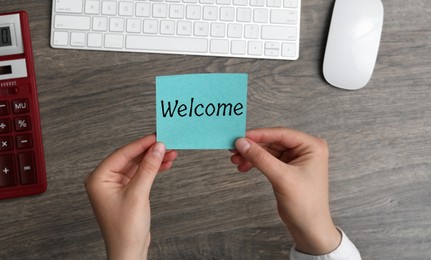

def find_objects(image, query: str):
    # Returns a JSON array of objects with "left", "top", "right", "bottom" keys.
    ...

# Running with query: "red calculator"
[{"left": 0, "top": 11, "right": 47, "bottom": 199}]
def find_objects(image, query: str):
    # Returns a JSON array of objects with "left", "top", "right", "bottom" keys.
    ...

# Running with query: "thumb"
[
  {"left": 235, "top": 138, "right": 286, "bottom": 185},
  {"left": 128, "top": 142, "right": 166, "bottom": 197}
]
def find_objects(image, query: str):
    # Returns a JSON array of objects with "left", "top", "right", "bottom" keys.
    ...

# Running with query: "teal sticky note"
[{"left": 156, "top": 73, "right": 248, "bottom": 149}]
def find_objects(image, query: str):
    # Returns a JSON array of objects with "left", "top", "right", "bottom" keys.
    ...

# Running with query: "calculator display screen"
[
  {"left": 0, "top": 65, "right": 12, "bottom": 75},
  {"left": 0, "top": 26, "right": 12, "bottom": 47}
]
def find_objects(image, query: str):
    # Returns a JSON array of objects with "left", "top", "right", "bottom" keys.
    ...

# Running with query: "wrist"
[
  {"left": 107, "top": 249, "right": 147, "bottom": 260},
  {"left": 288, "top": 219, "right": 341, "bottom": 255},
  {"left": 106, "top": 242, "right": 148, "bottom": 260}
]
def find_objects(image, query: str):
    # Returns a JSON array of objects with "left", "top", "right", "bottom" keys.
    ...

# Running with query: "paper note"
[{"left": 156, "top": 73, "right": 248, "bottom": 149}]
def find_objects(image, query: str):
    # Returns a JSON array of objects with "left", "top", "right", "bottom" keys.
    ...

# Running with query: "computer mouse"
[{"left": 323, "top": 0, "right": 384, "bottom": 90}]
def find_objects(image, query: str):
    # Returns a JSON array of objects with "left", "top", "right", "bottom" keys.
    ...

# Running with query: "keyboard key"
[
  {"left": 126, "top": 35, "right": 208, "bottom": 53},
  {"left": 220, "top": 7, "right": 235, "bottom": 21},
  {"left": 284, "top": 0, "right": 298, "bottom": 8},
  {"left": 261, "top": 25, "right": 296, "bottom": 41},
  {"left": 143, "top": 19, "right": 158, "bottom": 34},
  {"left": 194, "top": 22, "right": 209, "bottom": 36},
  {"left": 267, "top": 0, "right": 282, "bottom": 7},
  {"left": 265, "top": 42, "right": 280, "bottom": 57},
  {"left": 136, "top": 3, "right": 151, "bottom": 17},
  {"left": 244, "top": 24, "right": 259, "bottom": 39},
  {"left": 160, "top": 20, "right": 176, "bottom": 35},
  {"left": 265, "top": 48, "right": 279, "bottom": 56},
  {"left": 85, "top": 0, "right": 100, "bottom": 14},
  {"left": 227, "top": 24, "right": 242, "bottom": 38},
  {"left": 70, "top": 32, "right": 86, "bottom": 47},
  {"left": 88, "top": 33, "right": 103, "bottom": 47},
  {"left": 102, "top": 1, "right": 117, "bottom": 15},
  {"left": 18, "top": 152, "right": 37, "bottom": 185},
  {"left": 53, "top": 31, "right": 69, "bottom": 46},
  {"left": 0, "top": 154, "right": 16, "bottom": 187},
  {"left": 177, "top": 21, "right": 192, "bottom": 35},
  {"left": 170, "top": 5, "right": 185, "bottom": 19},
  {"left": 119, "top": 2, "right": 134, "bottom": 16},
  {"left": 211, "top": 23, "right": 226, "bottom": 37},
  {"left": 237, "top": 8, "right": 252, "bottom": 22},
  {"left": 282, "top": 42, "right": 296, "bottom": 57},
  {"left": 233, "top": 0, "right": 248, "bottom": 6},
  {"left": 105, "top": 34, "right": 124, "bottom": 48},
  {"left": 127, "top": 19, "right": 142, "bottom": 33},
  {"left": 93, "top": 17, "right": 108, "bottom": 31},
  {"left": 265, "top": 41, "right": 280, "bottom": 49},
  {"left": 250, "top": 0, "right": 265, "bottom": 7},
  {"left": 253, "top": 9, "right": 268, "bottom": 23},
  {"left": 231, "top": 40, "right": 246, "bottom": 54},
  {"left": 210, "top": 39, "right": 229, "bottom": 54},
  {"left": 110, "top": 18, "right": 125, "bottom": 32},
  {"left": 186, "top": 5, "right": 201, "bottom": 20},
  {"left": 55, "top": 0, "right": 84, "bottom": 14},
  {"left": 203, "top": 6, "right": 218, "bottom": 21},
  {"left": 216, "top": 0, "right": 231, "bottom": 5},
  {"left": 271, "top": 10, "right": 297, "bottom": 24},
  {"left": 54, "top": 15, "right": 91, "bottom": 30},
  {"left": 248, "top": 41, "right": 262, "bottom": 55},
  {"left": 153, "top": 4, "right": 168, "bottom": 18}
]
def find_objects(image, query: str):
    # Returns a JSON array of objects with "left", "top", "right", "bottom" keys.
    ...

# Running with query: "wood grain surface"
[{"left": 1, "top": 1, "right": 430, "bottom": 259}]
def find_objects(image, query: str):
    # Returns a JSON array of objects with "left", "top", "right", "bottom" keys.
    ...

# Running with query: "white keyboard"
[{"left": 50, "top": 0, "right": 301, "bottom": 60}]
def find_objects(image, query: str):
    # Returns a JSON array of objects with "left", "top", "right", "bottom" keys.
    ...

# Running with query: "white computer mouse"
[{"left": 323, "top": 0, "right": 384, "bottom": 90}]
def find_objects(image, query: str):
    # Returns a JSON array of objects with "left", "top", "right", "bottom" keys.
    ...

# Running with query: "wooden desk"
[{"left": 1, "top": 1, "right": 430, "bottom": 259}]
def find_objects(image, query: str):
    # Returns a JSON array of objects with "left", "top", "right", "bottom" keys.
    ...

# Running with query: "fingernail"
[
  {"left": 236, "top": 138, "right": 251, "bottom": 153},
  {"left": 152, "top": 142, "right": 166, "bottom": 159}
]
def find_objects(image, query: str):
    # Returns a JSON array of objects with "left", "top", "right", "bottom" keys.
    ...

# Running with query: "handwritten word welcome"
[{"left": 161, "top": 98, "right": 244, "bottom": 118}]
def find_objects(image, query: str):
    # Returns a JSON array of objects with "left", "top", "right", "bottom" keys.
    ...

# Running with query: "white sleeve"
[{"left": 289, "top": 228, "right": 361, "bottom": 260}]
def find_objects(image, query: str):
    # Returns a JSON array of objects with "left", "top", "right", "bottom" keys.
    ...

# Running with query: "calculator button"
[
  {"left": 14, "top": 117, "right": 31, "bottom": 131},
  {"left": 16, "top": 134, "right": 33, "bottom": 149},
  {"left": 0, "top": 118, "right": 11, "bottom": 133},
  {"left": 0, "top": 154, "right": 17, "bottom": 187},
  {"left": 13, "top": 99, "right": 30, "bottom": 114},
  {"left": 0, "top": 101, "right": 9, "bottom": 115},
  {"left": 0, "top": 136, "right": 13, "bottom": 151},
  {"left": 18, "top": 152, "right": 37, "bottom": 185}
]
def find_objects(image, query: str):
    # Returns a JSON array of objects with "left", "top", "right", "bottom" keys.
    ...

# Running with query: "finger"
[
  {"left": 159, "top": 150, "right": 178, "bottom": 172},
  {"left": 237, "top": 161, "right": 254, "bottom": 172},
  {"left": 128, "top": 142, "right": 166, "bottom": 197},
  {"left": 99, "top": 134, "right": 157, "bottom": 173},
  {"left": 246, "top": 127, "right": 319, "bottom": 151},
  {"left": 246, "top": 127, "right": 326, "bottom": 165},
  {"left": 235, "top": 138, "right": 287, "bottom": 183},
  {"left": 159, "top": 161, "right": 174, "bottom": 172},
  {"left": 116, "top": 134, "right": 157, "bottom": 161},
  {"left": 230, "top": 153, "right": 244, "bottom": 165},
  {"left": 231, "top": 145, "right": 282, "bottom": 167},
  {"left": 230, "top": 152, "right": 254, "bottom": 172},
  {"left": 163, "top": 150, "right": 178, "bottom": 163}
]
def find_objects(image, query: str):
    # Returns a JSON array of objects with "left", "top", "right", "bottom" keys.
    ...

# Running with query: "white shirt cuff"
[{"left": 289, "top": 228, "right": 361, "bottom": 260}]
